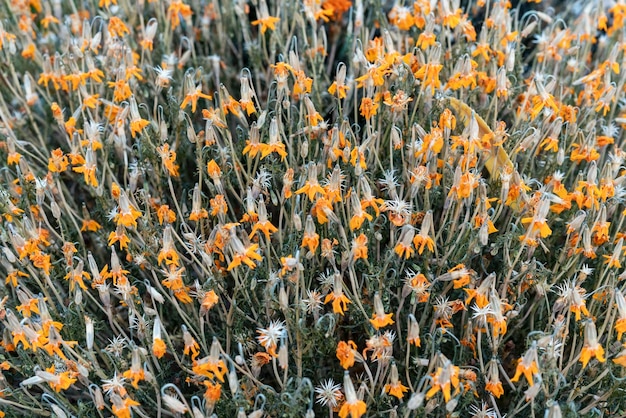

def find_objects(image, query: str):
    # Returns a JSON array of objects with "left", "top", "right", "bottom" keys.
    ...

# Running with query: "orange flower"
[
  {"left": 168, "top": 0, "right": 193, "bottom": 30},
  {"left": 359, "top": 97, "right": 379, "bottom": 119},
  {"left": 349, "top": 194, "right": 373, "bottom": 230},
  {"left": 414, "top": 63, "right": 443, "bottom": 94},
  {"left": 352, "top": 234, "right": 368, "bottom": 261},
  {"left": 193, "top": 339, "right": 227, "bottom": 381},
  {"left": 181, "top": 83, "right": 212, "bottom": 113},
  {"left": 615, "top": 289, "right": 626, "bottom": 340},
  {"left": 189, "top": 184, "right": 208, "bottom": 221},
  {"left": 613, "top": 348, "right": 626, "bottom": 368},
  {"left": 203, "top": 381, "right": 222, "bottom": 404},
  {"left": 108, "top": 17, "right": 130, "bottom": 37},
  {"left": 336, "top": 340, "right": 357, "bottom": 369},
  {"left": 162, "top": 265, "right": 192, "bottom": 304},
  {"left": 511, "top": 343, "right": 540, "bottom": 386},
  {"left": 370, "top": 293, "right": 394, "bottom": 330},
  {"left": 48, "top": 148, "right": 69, "bottom": 172},
  {"left": 64, "top": 262, "right": 90, "bottom": 291},
  {"left": 324, "top": 273, "right": 351, "bottom": 315},
  {"left": 129, "top": 97, "right": 150, "bottom": 138},
  {"left": 156, "top": 143, "right": 180, "bottom": 177},
  {"left": 182, "top": 325, "right": 200, "bottom": 360},
  {"left": 407, "top": 314, "right": 421, "bottom": 346},
  {"left": 580, "top": 321, "right": 605, "bottom": 369},
  {"left": 156, "top": 204, "right": 176, "bottom": 225},
  {"left": 200, "top": 290, "right": 219, "bottom": 315},
  {"left": 111, "top": 395, "right": 140, "bottom": 418},
  {"left": 485, "top": 359, "right": 504, "bottom": 398},
  {"left": 72, "top": 149, "right": 98, "bottom": 187},
  {"left": 570, "top": 143, "right": 600, "bottom": 163},
  {"left": 29, "top": 251, "right": 52, "bottom": 275},
  {"left": 152, "top": 317, "right": 167, "bottom": 359},
  {"left": 394, "top": 227, "right": 415, "bottom": 259},
  {"left": 338, "top": 373, "right": 366, "bottom": 418},
  {"left": 252, "top": 16, "right": 280, "bottom": 34},
  {"left": 122, "top": 349, "right": 146, "bottom": 388},
  {"left": 321, "top": 0, "right": 352, "bottom": 20},
  {"left": 81, "top": 219, "right": 102, "bottom": 232},
  {"left": 153, "top": 338, "right": 167, "bottom": 359},
  {"left": 249, "top": 200, "right": 277, "bottom": 240},
  {"left": 412, "top": 211, "right": 435, "bottom": 254},
  {"left": 115, "top": 191, "right": 142, "bottom": 228},
  {"left": 206, "top": 159, "right": 221, "bottom": 178},
  {"left": 384, "top": 364, "right": 409, "bottom": 399},
  {"left": 108, "top": 226, "right": 130, "bottom": 250},
  {"left": 301, "top": 215, "right": 320, "bottom": 254},
  {"left": 227, "top": 237, "right": 262, "bottom": 271},
  {"left": 425, "top": 357, "right": 461, "bottom": 402},
  {"left": 210, "top": 194, "right": 228, "bottom": 217},
  {"left": 39, "top": 365, "right": 77, "bottom": 393},
  {"left": 251, "top": 0, "right": 280, "bottom": 34},
  {"left": 603, "top": 238, "right": 623, "bottom": 268},
  {"left": 296, "top": 166, "right": 325, "bottom": 200},
  {"left": 328, "top": 64, "right": 348, "bottom": 98},
  {"left": 157, "top": 226, "right": 180, "bottom": 266},
  {"left": 416, "top": 27, "right": 437, "bottom": 50},
  {"left": 108, "top": 79, "right": 132, "bottom": 102},
  {"left": 311, "top": 197, "right": 335, "bottom": 224},
  {"left": 259, "top": 118, "right": 288, "bottom": 160}
]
